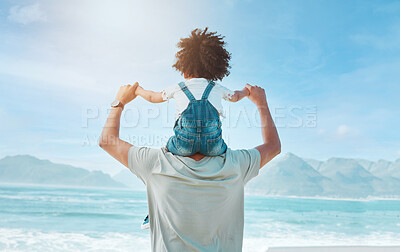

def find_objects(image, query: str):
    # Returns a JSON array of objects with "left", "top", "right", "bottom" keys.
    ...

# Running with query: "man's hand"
[
  {"left": 99, "top": 83, "right": 138, "bottom": 167},
  {"left": 245, "top": 84, "right": 267, "bottom": 107},
  {"left": 116, "top": 82, "right": 139, "bottom": 105}
]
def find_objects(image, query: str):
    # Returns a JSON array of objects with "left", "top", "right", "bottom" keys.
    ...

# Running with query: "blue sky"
[{"left": 1, "top": 0, "right": 399, "bottom": 175}]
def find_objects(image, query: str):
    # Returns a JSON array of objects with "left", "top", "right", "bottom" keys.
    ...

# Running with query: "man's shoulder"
[
  {"left": 226, "top": 148, "right": 260, "bottom": 158},
  {"left": 128, "top": 146, "right": 164, "bottom": 164},
  {"left": 130, "top": 145, "right": 164, "bottom": 152},
  {"left": 129, "top": 147, "right": 259, "bottom": 164},
  {"left": 128, "top": 146, "right": 165, "bottom": 182}
]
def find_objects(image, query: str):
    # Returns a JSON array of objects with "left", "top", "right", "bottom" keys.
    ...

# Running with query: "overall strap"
[
  {"left": 178, "top": 82, "right": 196, "bottom": 101},
  {"left": 201, "top": 80, "right": 215, "bottom": 100}
]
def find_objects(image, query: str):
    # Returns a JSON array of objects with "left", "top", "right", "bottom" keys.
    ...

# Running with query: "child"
[{"left": 135, "top": 28, "right": 249, "bottom": 229}]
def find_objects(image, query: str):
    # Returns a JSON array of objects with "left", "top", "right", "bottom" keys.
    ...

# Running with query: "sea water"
[{"left": 1, "top": 183, "right": 400, "bottom": 251}]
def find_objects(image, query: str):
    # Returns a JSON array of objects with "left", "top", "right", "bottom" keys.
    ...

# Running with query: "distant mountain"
[
  {"left": 389, "top": 159, "right": 400, "bottom": 179},
  {"left": 2, "top": 154, "right": 399, "bottom": 198},
  {"left": 0, "top": 155, "right": 125, "bottom": 188},
  {"left": 247, "top": 153, "right": 336, "bottom": 197},
  {"left": 112, "top": 169, "right": 145, "bottom": 190},
  {"left": 368, "top": 159, "right": 392, "bottom": 178},
  {"left": 318, "top": 158, "right": 380, "bottom": 197},
  {"left": 247, "top": 153, "right": 400, "bottom": 199},
  {"left": 303, "top": 158, "right": 323, "bottom": 171}
]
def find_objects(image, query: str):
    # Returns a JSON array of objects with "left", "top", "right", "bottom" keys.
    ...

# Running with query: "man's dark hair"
[{"left": 172, "top": 28, "right": 231, "bottom": 81}]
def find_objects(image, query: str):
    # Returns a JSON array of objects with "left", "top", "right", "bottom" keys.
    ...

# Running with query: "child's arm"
[
  {"left": 228, "top": 87, "right": 250, "bottom": 102},
  {"left": 135, "top": 86, "right": 165, "bottom": 103}
]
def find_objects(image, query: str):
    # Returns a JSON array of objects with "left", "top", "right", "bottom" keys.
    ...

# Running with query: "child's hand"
[
  {"left": 229, "top": 86, "right": 250, "bottom": 102},
  {"left": 135, "top": 85, "right": 144, "bottom": 96},
  {"left": 243, "top": 86, "right": 250, "bottom": 96}
]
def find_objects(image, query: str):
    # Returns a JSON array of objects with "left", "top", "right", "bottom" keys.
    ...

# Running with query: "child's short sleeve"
[
  {"left": 215, "top": 83, "right": 235, "bottom": 101},
  {"left": 162, "top": 83, "right": 180, "bottom": 101}
]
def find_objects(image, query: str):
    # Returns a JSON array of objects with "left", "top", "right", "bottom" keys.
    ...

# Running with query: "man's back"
[
  {"left": 128, "top": 147, "right": 261, "bottom": 252},
  {"left": 100, "top": 83, "right": 280, "bottom": 251}
]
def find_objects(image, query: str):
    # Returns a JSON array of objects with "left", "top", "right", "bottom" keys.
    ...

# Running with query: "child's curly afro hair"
[{"left": 172, "top": 28, "right": 231, "bottom": 81}]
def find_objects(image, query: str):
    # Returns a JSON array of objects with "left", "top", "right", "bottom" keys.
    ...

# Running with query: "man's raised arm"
[
  {"left": 99, "top": 83, "right": 138, "bottom": 167},
  {"left": 246, "top": 84, "right": 281, "bottom": 169}
]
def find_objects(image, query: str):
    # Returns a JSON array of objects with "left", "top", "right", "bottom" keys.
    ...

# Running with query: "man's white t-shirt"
[
  {"left": 162, "top": 78, "right": 234, "bottom": 119},
  {"left": 128, "top": 146, "right": 261, "bottom": 252}
]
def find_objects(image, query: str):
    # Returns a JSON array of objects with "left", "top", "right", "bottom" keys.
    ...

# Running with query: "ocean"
[{"left": 1, "top": 183, "right": 400, "bottom": 251}]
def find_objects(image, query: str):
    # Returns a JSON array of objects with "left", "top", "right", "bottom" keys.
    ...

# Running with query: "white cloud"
[
  {"left": 336, "top": 124, "right": 358, "bottom": 139},
  {"left": 7, "top": 3, "right": 46, "bottom": 25},
  {"left": 0, "top": 55, "right": 99, "bottom": 93},
  {"left": 1, "top": 1, "right": 200, "bottom": 105},
  {"left": 336, "top": 125, "right": 351, "bottom": 135}
]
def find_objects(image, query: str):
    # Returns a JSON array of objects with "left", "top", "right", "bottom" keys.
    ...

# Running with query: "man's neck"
[{"left": 188, "top": 153, "right": 206, "bottom": 161}]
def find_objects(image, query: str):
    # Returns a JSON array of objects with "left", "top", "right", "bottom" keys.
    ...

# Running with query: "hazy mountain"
[
  {"left": 113, "top": 169, "right": 145, "bottom": 190},
  {"left": 304, "top": 158, "right": 323, "bottom": 171},
  {"left": 368, "top": 159, "right": 392, "bottom": 177},
  {"left": 318, "top": 158, "right": 381, "bottom": 197},
  {"left": 319, "top": 158, "right": 375, "bottom": 183},
  {"left": 247, "top": 153, "right": 337, "bottom": 197},
  {"left": 0, "top": 155, "right": 125, "bottom": 188},
  {"left": 388, "top": 159, "right": 400, "bottom": 179},
  {"left": 355, "top": 159, "right": 374, "bottom": 171},
  {"left": 248, "top": 153, "right": 400, "bottom": 199},
  {"left": 2, "top": 154, "right": 399, "bottom": 198},
  {"left": 355, "top": 158, "right": 400, "bottom": 180}
]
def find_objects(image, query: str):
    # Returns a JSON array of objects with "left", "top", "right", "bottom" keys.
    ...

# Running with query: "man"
[{"left": 99, "top": 82, "right": 281, "bottom": 251}]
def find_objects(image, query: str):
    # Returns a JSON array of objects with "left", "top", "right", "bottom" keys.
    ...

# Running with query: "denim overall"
[{"left": 166, "top": 80, "right": 227, "bottom": 156}]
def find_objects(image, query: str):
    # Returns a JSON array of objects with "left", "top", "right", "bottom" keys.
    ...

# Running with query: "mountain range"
[
  {"left": 246, "top": 153, "right": 400, "bottom": 198},
  {"left": 1, "top": 153, "right": 400, "bottom": 198},
  {"left": 0, "top": 155, "right": 125, "bottom": 188}
]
